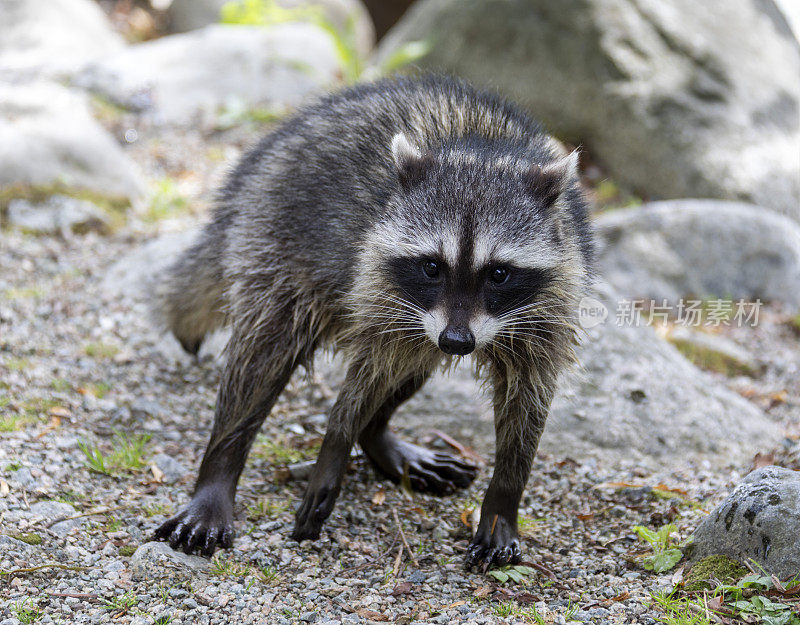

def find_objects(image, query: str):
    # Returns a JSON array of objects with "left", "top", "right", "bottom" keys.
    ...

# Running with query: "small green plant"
[
  {"left": 632, "top": 523, "right": 683, "bottom": 573},
  {"left": 143, "top": 502, "right": 172, "bottom": 518},
  {"left": 651, "top": 589, "right": 712, "bottom": 625},
  {"left": 143, "top": 178, "right": 190, "bottom": 222},
  {"left": 252, "top": 437, "right": 319, "bottom": 464},
  {"left": 5, "top": 461, "right": 22, "bottom": 471},
  {"left": 102, "top": 591, "right": 137, "bottom": 614},
  {"left": 210, "top": 554, "right": 252, "bottom": 578},
  {"left": 83, "top": 342, "right": 120, "bottom": 359},
  {"left": 78, "top": 430, "right": 151, "bottom": 476},
  {"left": 713, "top": 572, "right": 800, "bottom": 625},
  {"left": 13, "top": 599, "right": 42, "bottom": 624},
  {"left": 154, "top": 617, "right": 174, "bottom": 625},
  {"left": 487, "top": 564, "right": 536, "bottom": 585},
  {"left": 494, "top": 601, "right": 514, "bottom": 618},
  {"left": 50, "top": 377, "right": 72, "bottom": 392},
  {"left": 4, "top": 357, "right": 30, "bottom": 371},
  {"left": 246, "top": 497, "right": 289, "bottom": 521},
  {"left": 259, "top": 566, "right": 279, "bottom": 584},
  {"left": 220, "top": 0, "right": 429, "bottom": 83}
]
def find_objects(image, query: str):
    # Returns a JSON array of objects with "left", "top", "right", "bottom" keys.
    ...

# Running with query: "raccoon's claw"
[
  {"left": 291, "top": 484, "right": 339, "bottom": 541},
  {"left": 361, "top": 432, "right": 479, "bottom": 495},
  {"left": 152, "top": 486, "right": 235, "bottom": 557},
  {"left": 464, "top": 514, "right": 522, "bottom": 570}
]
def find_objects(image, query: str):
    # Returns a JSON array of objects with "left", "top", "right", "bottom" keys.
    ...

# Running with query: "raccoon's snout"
[{"left": 438, "top": 326, "right": 476, "bottom": 356}]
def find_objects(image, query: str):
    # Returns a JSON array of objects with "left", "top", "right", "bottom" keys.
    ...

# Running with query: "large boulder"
[
  {"left": 0, "top": 0, "right": 124, "bottom": 80},
  {"left": 76, "top": 23, "right": 344, "bottom": 127},
  {"left": 168, "top": 0, "right": 375, "bottom": 60},
  {"left": 0, "top": 81, "right": 144, "bottom": 207},
  {"left": 594, "top": 200, "right": 800, "bottom": 308},
  {"left": 376, "top": 0, "right": 800, "bottom": 220},
  {"left": 687, "top": 466, "right": 800, "bottom": 578}
]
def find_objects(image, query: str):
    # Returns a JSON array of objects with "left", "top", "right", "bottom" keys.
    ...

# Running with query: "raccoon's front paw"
[
  {"left": 152, "top": 486, "right": 235, "bottom": 556},
  {"left": 291, "top": 484, "right": 340, "bottom": 542},
  {"left": 362, "top": 432, "right": 479, "bottom": 495},
  {"left": 464, "top": 514, "right": 522, "bottom": 570}
]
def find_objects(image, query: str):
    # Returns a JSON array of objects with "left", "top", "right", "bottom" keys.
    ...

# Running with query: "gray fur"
[{"left": 154, "top": 75, "right": 593, "bottom": 565}]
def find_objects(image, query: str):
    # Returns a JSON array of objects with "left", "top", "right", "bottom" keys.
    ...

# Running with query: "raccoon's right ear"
[
  {"left": 525, "top": 150, "right": 579, "bottom": 208},
  {"left": 391, "top": 132, "right": 434, "bottom": 190}
]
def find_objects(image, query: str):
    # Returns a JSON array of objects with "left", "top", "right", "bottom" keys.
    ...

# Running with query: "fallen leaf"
[
  {"left": 460, "top": 508, "right": 473, "bottom": 527},
  {"left": 576, "top": 512, "right": 594, "bottom": 521},
  {"left": 49, "top": 406, "right": 71, "bottom": 418},
  {"left": 37, "top": 415, "right": 62, "bottom": 438},
  {"left": 593, "top": 481, "right": 644, "bottom": 490},
  {"left": 653, "top": 484, "right": 689, "bottom": 497},
  {"left": 149, "top": 464, "right": 165, "bottom": 483},
  {"left": 356, "top": 609, "right": 388, "bottom": 621},
  {"left": 445, "top": 601, "right": 466, "bottom": 609},
  {"left": 391, "top": 582, "right": 412, "bottom": 596},
  {"left": 473, "top": 585, "right": 493, "bottom": 598},
  {"left": 514, "top": 592, "right": 537, "bottom": 604},
  {"left": 372, "top": 489, "right": 386, "bottom": 506},
  {"left": 752, "top": 452, "right": 775, "bottom": 470},
  {"left": 0, "top": 479, "right": 9, "bottom": 497}
]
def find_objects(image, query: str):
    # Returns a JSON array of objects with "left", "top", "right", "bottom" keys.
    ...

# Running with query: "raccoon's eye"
[
  {"left": 422, "top": 260, "right": 440, "bottom": 278},
  {"left": 490, "top": 267, "right": 510, "bottom": 284}
]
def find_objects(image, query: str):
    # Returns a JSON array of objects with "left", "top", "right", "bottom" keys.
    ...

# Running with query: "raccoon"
[{"left": 153, "top": 75, "right": 593, "bottom": 568}]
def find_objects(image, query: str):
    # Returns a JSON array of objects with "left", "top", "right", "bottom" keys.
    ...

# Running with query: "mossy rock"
[
  {"left": 11, "top": 532, "right": 44, "bottom": 546},
  {"left": 0, "top": 183, "right": 130, "bottom": 231},
  {"left": 683, "top": 554, "right": 748, "bottom": 592},
  {"left": 669, "top": 334, "right": 757, "bottom": 378}
]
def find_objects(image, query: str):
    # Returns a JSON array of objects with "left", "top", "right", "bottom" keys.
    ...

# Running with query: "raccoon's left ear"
[
  {"left": 525, "top": 150, "right": 580, "bottom": 207},
  {"left": 391, "top": 132, "right": 434, "bottom": 190}
]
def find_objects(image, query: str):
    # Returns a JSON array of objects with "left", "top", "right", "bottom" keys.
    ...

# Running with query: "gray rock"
[
  {"left": 687, "top": 466, "right": 800, "bottom": 578},
  {"left": 7, "top": 195, "right": 108, "bottom": 235},
  {"left": 130, "top": 541, "right": 209, "bottom": 580},
  {"left": 0, "top": 81, "right": 144, "bottom": 202},
  {"left": 595, "top": 200, "right": 800, "bottom": 308},
  {"left": 376, "top": 0, "right": 800, "bottom": 219},
  {"left": 27, "top": 500, "right": 82, "bottom": 536},
  {"left": 151, "top": 453, "right": 189, "bottom": 484},
  {"left": 168, "top": 0, "right": 375, "bottom": 60},
  {"left": 0, "top": 0, "right": 123, "bottom": 80},
  {"left": 77, "top": 24, "right": 344, "bottom": 127},
  {"left": 775, "top": 0, "right": 800, "bottom": 41}
]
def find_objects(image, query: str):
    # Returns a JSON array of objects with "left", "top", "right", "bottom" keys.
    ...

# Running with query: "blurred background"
[{"left": 1, "top": 1, "right": 800, "bottom": 622}]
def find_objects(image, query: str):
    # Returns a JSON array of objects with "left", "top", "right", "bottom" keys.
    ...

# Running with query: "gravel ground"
[{"left": 2, "top": 120, "right": 800, "bottom": 624}]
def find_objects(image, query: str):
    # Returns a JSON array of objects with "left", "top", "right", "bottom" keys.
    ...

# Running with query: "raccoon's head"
[{"left": 352, "top": 132, "right": 586, "bottom": 358}]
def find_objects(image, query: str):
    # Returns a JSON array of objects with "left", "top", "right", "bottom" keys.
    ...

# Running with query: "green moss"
[
  {"left": 669, "top": 338, "right": 756, "bottom": 377},
  {"left": 12, "top": 532, "right": 43, "bottom": 546},
  {"left": 83, "top": 342, "right": 121, "bottom": 360},
  {"left": 683, "top": 555, "right": 748, "bottom": 592},
  {"left": 0, "top": 183, "right": 129, "bottom": 231},
  {"left": 118, "top": 544, "right": 137, "bottom": 557}
]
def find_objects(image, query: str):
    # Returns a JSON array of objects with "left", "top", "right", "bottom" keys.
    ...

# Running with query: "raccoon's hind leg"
[
  {"left": 154, "top": 301, "right": 314, "bottom": 555},
  {"left": 358, "top": 373, "right": 478, "bottom": 495},
  {"left": 160, "top": 230, "right": 229, "bottom": 355}
]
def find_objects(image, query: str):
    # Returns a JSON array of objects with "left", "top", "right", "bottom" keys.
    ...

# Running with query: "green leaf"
[
  {"left": 505, "top": 569, "right": 524, "bottom": 583},
  {"left": 380, "top": 40, "right": 432, "bottom": 75},
  {"left": 512, "top": 565, "right": 535, "bottom": 576},
  {"left": 487, "top": 570, "right": 509, "bottom": 583},
  {"left": 645, "top": 548, "right": 683, "bottom": 573}
]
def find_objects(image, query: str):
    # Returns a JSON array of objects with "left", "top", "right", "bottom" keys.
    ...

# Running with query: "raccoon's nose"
[{"left": 438, "top": 326, "right": 476, "bottom": 356}]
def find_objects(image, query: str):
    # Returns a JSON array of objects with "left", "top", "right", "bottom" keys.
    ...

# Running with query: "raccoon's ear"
[
  {"left": 525, "top": 150, "right": 579, "bottom": 207},
  {"left": 391, "top": 132, "right": 434, "bottom": 190}
]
